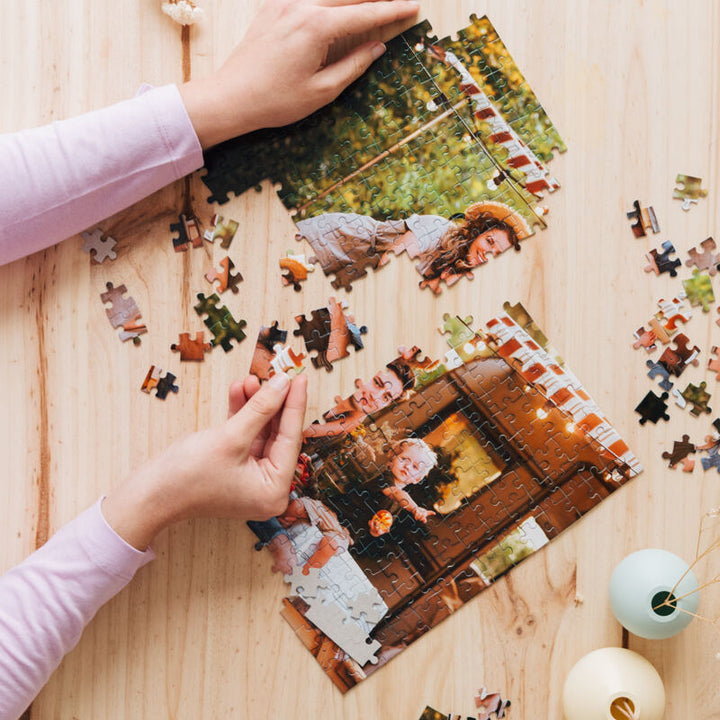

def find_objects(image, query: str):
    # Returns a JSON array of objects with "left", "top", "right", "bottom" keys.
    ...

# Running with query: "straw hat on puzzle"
[{"left": 463, "top": 201, "right": 532, "bottom": 240}]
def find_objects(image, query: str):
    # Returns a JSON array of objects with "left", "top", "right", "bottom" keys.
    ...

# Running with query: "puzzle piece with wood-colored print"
[
  {"left": 141, "top": 365, "right": 179, "bottom": 399},
  {"left": 203, "top": 214, "right": 239, "bottom": 249},
  {"left": 100, "top": 282, "right": 147, "bottom": 344},
  {"left": 626, "top": 199, "right": 659, "bottom": 237},
  {"left": 673, "top": 173, "right": 708, "bottom": 211},
  {"left": 194, "top": 293, "right": 247, "bottom": 351},
  {"left": 280, "top": 250, "right": 316, "bottom": 291},
  {"left": 686, "top": 237, "right": 720, "bottom": 275},
  {"left": 81, "top": 227, "right": 117, "bottom": 263},
  {"left": 644, "top": 240, "right": 681, "bottom": 277},
  {"left": 683, "top": 269, "right": 715, "bottom": 312},
  {"left": 662, "top": 434, "right": 696, "bottom": 472},
  {"left": 681, "top": 381, "right": 712, "bottom": 417},
  {"left": 205, "top": 255, "right": 243, "bottom": 294},
  {"left": 170, "top": 213, "right": 203, "bottom": 251},
  {"left": 171, "top": 331, "right": 212, "bottom": 361}
]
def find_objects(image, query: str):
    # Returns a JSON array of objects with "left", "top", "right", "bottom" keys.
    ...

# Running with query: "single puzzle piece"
[
  {"left": 662, "top": 434, "right": 696, "bottom": 472},
  {"left": 626, "top": 199, "right": 659, "bottom": 238},
  {"left": 80, "top": 227, "right": 117, "bottom": 263},
  {"left": 681, "top": 381, "right": 712, "bottom": 417},
  {"left": 671, "top": 387, "right": 687, "bottom": 409},
  {"left": 635, "top": 390, "right": 670, "bottom": 425},
  {"left": 439, "top": 313, "right": 475, "bottom": 349},
  {"left": 270, "top": 343, "right": 306, "bottom": 377},
  {"left": 657, "top": 294, "right": 691, "bottom": 330},
  {"left": 203, "top": 214, "right": 239, "bottom": 249},
  {"left": 100, "top": 282, "right": 147, "bottom": 345},
  {"left": 293, "top": 298, "right": 367, "bottom": 371},
  {"left": 682, "top": 269, "right": 715, "bottom": 312},
  {"left": 194, "top": 293, "right": 247, "bottom": 352},
  {"left": 141, "top": 365, "right": 179, "bottom": 400},
  {"left": 657, "top": 333, "right": 700, "bottom": 377},
  {"left": 645, "top": 359, "right": 673, "bottom": 391},
  {"left": 644, "top": 240, "right": 681, "bottom": 277},
  {"left": 280, "top": 250, "right": 316, "bottom": 291},
  {"left": 632, "top": 326, "right": 658, "bottom": 352},
  {"left": 205, "top": 255, "right": 244, "bottom": 294},
  {"left": 701, "top": 443, "right": 720, "bottom": 473},
  {"left": 709, "top": 346, "right": 720, "bottom": 380},
  {"left": 170, "top": 331, "right": 212, "bottom": 361},
  {"left": 475, "top": 686, "right": 511, "bottom": 720},
  {"left": 673, "top": 173, "right": 708, "bottom": 211},
  {"left": 685, "top": 237, "right": 719, "bottom": 275},
  {"left": 170, "top": 213, "right": 203, "bottom": 251}
]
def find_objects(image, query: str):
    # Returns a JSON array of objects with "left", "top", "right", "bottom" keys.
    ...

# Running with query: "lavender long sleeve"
[
  {"left": 0, "top": 83, "right": 203, "bottom": 266},
  {"left": 0, "top": 501, "right": 154, "bottom": 720}
]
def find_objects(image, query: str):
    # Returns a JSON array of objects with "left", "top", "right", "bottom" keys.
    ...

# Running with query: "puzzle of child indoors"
[{"left": 81, "top": 12, "right": 658, "bottom": 704}]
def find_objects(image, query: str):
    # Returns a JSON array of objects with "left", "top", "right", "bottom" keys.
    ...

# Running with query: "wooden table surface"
[{"left": 2, "top": 1, "right": 720, "bottom": 717}]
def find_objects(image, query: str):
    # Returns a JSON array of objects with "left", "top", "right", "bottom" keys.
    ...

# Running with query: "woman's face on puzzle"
[
  {"left": 389, "top": 444, "right": 433, "bottom": 487},
  {"left": 353, "top": 369, "right": 403, "bottom": 413},
  {"left": 465, "top": 227, "right": 511, "bottom": 266}
]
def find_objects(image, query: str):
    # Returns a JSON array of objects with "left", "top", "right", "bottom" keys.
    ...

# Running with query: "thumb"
[
  {"left": 316, "top": 41, "right": 386, "bottom": 102},
  {"left": 227, "top": 373, "right": 290, "bottom": 441}
]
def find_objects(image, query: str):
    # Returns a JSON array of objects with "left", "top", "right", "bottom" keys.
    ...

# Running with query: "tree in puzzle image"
[
  {"left": 203, "top": 15, "right": 565, "bottom": 292},
  {"left": 251, "top": 307, "right": 641, "bottom": 693}
]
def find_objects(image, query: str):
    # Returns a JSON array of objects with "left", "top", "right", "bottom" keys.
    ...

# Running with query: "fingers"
[
  {"left": 227, "top": 372, "right": 292, "bottom": 441},
  {"left": 264, "top": 374, "right": 308, "bottom": 475},
  {"left": 227, "top": 376, "right": 261, "bottom": 418},
  {"left": 316, "top": 40, "right": 386, "bottom": 99},
  {"left": 321, "top": 0, "right": 419, "bottom": 38}
]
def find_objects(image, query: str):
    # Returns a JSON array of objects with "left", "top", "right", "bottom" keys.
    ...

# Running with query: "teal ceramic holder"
[{"left": 609, "top": 548, "right": 699, "bottom": 640}]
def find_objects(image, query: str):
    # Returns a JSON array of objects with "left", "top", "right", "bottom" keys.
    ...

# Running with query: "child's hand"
[
  {"left": 102, "top": 373, "right": 307, "bottom": 550},
  {"left": 180, "top": 0, "right": 420, "bottom": 148}
]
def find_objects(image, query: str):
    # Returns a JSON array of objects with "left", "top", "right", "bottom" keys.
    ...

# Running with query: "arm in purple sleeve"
[
  {"left": 0, "top": 83, "right": 203, "bottom": 267},
  {"left": 0, "top": 500, "right": 154, "bottom": 720}
]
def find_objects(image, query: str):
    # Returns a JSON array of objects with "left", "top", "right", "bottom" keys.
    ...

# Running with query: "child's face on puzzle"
[
  {"left": 466, "top": 227, "right": 511, "bottom": 266},
  {"left": 352, "top": 369, "right": 403, "bottom": 413},
  {"left": 389, "top": 445, "right": 432, "bottom": 487}
]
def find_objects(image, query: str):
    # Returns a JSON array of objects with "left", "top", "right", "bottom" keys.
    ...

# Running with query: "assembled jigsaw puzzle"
[
  {"left": 202, "top": 16, "right": 565, "bottom": 293},
  {"left": 250, "top": 304, "right": 640, "bottom": 692}
]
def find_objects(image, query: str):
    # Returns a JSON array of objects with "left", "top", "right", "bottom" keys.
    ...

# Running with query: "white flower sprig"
[{"left": 161, "top": 0, "right": 203, "bottom": 26}]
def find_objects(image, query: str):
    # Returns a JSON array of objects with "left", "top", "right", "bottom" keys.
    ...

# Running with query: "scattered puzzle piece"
[
  {"left": 673, "top": 173, "right": 708, "bottom": 211},
  {"left": 657, "top": 294, "right": 691, "bottom": 330},
  {"left": 203, "top": 214, "right": 238, "bottom": 249},
  {"left": 141, "top": 365, "right": 179, "bottom": 399},
  {"left": 194, "top": 293, "right": 247, "bottom": 352},
  {"left": 80, "top": 227, "right": 117, "bottom": 263},
  {"left": 170, "top": 331, "right": 212, "bottom": 361},
  {"left": 293, "top": 297, "right": 367, "bottom": 372},
  {"left": 646, "top": 359, "right": 673, "bottom": 391},
  {"left": 682, "top": 269, "right": 715, "bottom": 312},
  {"left": 633, "top": 326, "right": 658, "bottom": 352},
  {"left": 686, "top": 237, "right": 719, "bottom": 275},
  {"left": 681, "top": 381, "right": 712, "bottom": 417},
  {"left": 100, "top": 282, "right": 147, "bottom": 345},
  {"left": 171, "top": 213, "right": 203, "bottom": 251},
  {"left": 627, "top": 199, "right": 659, "bottom": 238},
  {"left": 657, "top": 333, "right": 700, "bottom": 377},
  {"left": 475, "top": 686, "right": 511, "bottom": 720},
  {"left": 708, "top": 346, "right": 720, "bottom": 380},
  {"left": 280, "top": 250, "right": 316, "bottom": 291},
  {"left": 635, "top": 391, "right": 670, "bottom": 424},
  {"left": 205, "top": 255, "right": 243, "bottom": 294},
  {"left": 662, "top": 434, "right": 696, "bottom": 472},
  {"left": 644, "top": 240, "right": 681, "bottom": 277},
  {"left": 270, "top": 344, "right": 306, "bottom": 377}
]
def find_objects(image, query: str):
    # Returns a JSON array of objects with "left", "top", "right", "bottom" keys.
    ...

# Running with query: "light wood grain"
[{"left": 1, "top": 0, "right": 720, "bottom": 717}]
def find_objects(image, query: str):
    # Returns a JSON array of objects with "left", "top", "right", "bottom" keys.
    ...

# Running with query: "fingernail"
[
  {"left": 268, "top": 372, "right": 290, "bottom": 389},
  {"left": 372, "top": 42, "right": 386, "bottom": 60}
]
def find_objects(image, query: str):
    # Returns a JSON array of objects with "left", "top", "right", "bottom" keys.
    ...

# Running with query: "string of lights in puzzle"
[{"left": 629, "top": 174, "right": 720, "bottom": 472}]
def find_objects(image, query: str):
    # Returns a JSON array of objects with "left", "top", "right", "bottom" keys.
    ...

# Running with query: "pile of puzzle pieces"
[{"left": 628, "top": 185, "right": 720, "bottom": 471}]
